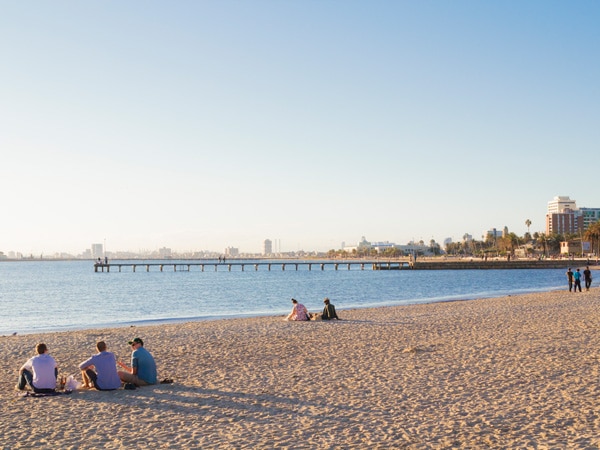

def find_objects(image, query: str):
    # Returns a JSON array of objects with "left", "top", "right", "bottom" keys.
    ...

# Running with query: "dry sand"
[{"left": 1, "top": 288, "right": 600, "bottom": 449}]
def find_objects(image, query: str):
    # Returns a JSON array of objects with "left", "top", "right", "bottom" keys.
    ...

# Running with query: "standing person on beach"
[
  {"left": 286, "top": 298, "right": 310, "bottom": 321},
  {"left": 583, "top": 266, "right": 592, "bottom": 291},
  {"left": 117, "top": 338, "right": 157, "bottom": 386},
  {"left": 322, "top": 297, "right": 340, "bottom": 320},
  {"left": 573, "top": 268, "right": 582, "bottom": 292},
  {"left": 566, "top": 268, "right": 574, "bottom": 292},
  {"left": 79, "top": 341, "right": 122, "bottom": 390},
  {"left": 16, "top": 343, "right": 58, "bottom": 393}
]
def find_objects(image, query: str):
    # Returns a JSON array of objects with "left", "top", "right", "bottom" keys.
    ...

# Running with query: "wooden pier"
[
  {"left": 94, "top": 260, "right": 413, "bottom": 273},
  {"left": 94, "top": 258, "right": 584, "bottom": 273}
]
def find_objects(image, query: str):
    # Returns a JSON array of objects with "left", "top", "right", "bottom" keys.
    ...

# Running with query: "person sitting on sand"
[
  {"left": 79, "top": 341, "right": 122, "bottom": 390},
  {"left": 117, "top": 337, "right": 157, "bottom": 386},
  {"left": 322, "top": 297, "right": 340, "bottom": 320},
  {"left": 17, "top": 343, "right": 58, "bottom": 393},
  {"left": 286, "top": 298, "right": 310, "bottom": 321}
]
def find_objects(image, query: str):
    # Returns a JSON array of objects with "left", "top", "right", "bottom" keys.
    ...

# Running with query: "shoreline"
[
  {"left": 1, "top": 287, "right": 599, "bottom": 448},
  {"left": 2, "top": 283, "right": 569, "bottom": 337}
]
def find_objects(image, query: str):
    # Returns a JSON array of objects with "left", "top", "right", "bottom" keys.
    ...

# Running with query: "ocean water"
[{"left": 0, "top": 260, "right": 568, "bottom": 335}]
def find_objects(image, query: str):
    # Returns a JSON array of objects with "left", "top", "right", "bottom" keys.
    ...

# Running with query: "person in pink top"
[{"left": 286, "top": 298, "right": 310, "bottom": 321}]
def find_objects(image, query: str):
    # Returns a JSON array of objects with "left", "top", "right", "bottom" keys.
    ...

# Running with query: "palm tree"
[
  {"left": 547, "top": 233, "right": 564, "bottom": 255},
  {"left": 584, "top": 221, "right": 600, "bottom": 257},
  {"left": 525, "top": 219, "right": 532, "bottom": 234},
  {"left": 537, "top": 233, "right": 548, "bottom": 257},
  {"left": 509, "top": 232, "right": 520, "bottom": 254}
]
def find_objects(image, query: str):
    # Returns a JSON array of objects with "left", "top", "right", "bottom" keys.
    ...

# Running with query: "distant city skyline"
[
  {"left": 2, "top": 2, "right": 599, "bottom": 256},
  {"left": 2, "top": 193, "right": 599, "bottom": 257}
]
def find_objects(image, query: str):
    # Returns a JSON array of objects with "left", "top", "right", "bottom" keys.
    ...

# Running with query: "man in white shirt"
[
  {"left": 79, "top": 341, "right": 122, "bottom": 390},
  {"left": 17, "top": 343, "right": 58, "bottom": 393}
]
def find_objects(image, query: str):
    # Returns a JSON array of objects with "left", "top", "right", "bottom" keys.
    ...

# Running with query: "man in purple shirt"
[{"left": 79, "top": 341, "right": 122, "bottom": 390}]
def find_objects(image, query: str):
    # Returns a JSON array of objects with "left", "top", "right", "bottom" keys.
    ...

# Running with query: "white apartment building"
[{"left": 547, "top": 196, "right": 577, "bottom": 214}]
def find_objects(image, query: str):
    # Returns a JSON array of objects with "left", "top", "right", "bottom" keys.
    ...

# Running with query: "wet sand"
[{"left": 1, "top": 288, "right": 599, "bottom": 448}]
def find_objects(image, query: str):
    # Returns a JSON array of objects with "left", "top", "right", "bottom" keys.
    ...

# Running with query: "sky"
[{"left": 1, "top": 1, "right": 599, "bottom": 255}]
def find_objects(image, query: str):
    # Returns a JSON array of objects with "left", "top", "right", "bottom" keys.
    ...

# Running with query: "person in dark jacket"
[
  {"left": 583, "top": 266, "right": 592, "bottom": 291},
  {"left": 322, "top": 297, "right": 340, "bottom": 320}
]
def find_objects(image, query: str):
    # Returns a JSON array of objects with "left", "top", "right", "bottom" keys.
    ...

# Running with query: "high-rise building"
[
  {"left": 580, "top": 207, "right": 600, "bottom": 230},
  {"left": 263, "top": 239, "right": 272, "bottom": 255},
  {"left": 91, "top": 243, "right": 103, "bottom": 259},
  {"left": 547, "top": 196, "right": 577, "bottom": 214},
  {"left": 546, "top": 213, "right": 582, "bottom": 235},
  {"left": 225, "top": 247, "right": 239, "bottom": 257},
  {"left": 545, "top": 195, "right": 592, "bottom": 235}
]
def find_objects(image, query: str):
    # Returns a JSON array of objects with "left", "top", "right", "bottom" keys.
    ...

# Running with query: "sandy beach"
[{"left": 1, "top": 288, "right": 600, "bottom": 449}]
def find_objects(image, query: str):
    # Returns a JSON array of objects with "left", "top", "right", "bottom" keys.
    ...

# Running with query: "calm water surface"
[{"left": 0, "top": 260, "right": 567, "bottom": 335}]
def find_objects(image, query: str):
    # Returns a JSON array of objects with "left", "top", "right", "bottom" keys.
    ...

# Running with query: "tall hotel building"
[
  {"left": 547, "top": 196, "right": 577, "bottom": 214},
  {"left": 545, "top": 196, "right": 600, "bottom": 235}
]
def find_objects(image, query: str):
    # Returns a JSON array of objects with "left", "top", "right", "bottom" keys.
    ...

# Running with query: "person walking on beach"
[
  {"left": 583, "top": 266, "right": 592, "bottom": 291},
  {"left": 286, "top": 298, "right": 310, "bottom": 321},
  {"left": 566, "top": 268, "right": 574, "bottom": 292},
  {"left": 322, "top": 297, "right": 340, "bottom": 320},
  {"left": 117, "top": 337, "right": 157, "bottom": 386},
  {"left": 79, "top": 341, "right": 122, "bottom": 390},
  {"left": 16, "top": 343, "right": 58, "bottom": 393},
  {"left": 573, "top": 268, "right": 582, "bottom": 292}
]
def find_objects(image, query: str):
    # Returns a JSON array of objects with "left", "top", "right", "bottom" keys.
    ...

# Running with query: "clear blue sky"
[{"left": 1, "top": 1, "right": 599, "bottom": 255}]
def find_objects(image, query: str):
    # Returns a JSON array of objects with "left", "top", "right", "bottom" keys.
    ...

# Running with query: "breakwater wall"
[{"left": 406, "top": 260, "right": 589, "bottom": 270}]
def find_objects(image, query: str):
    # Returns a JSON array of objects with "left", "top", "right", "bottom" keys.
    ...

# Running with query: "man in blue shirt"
[
  {"left": 117, "top": 337, "right": 157, "bottom": 386},
  {"left": 573, "top": 268, "right": 583, "bottom": 292},
  {"left": 79, "top": 341, "right": 122, "bottom": 390}
]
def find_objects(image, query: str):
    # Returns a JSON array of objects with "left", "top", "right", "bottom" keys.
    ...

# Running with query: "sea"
[{"left": 0, "top": 260, "right": 568, "bottom": 335}]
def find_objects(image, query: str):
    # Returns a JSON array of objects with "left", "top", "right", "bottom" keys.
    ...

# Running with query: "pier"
[
  {"left": 93, "top": 258, "right": 585, "bottom": 273},
  {"left": 94, "top": 260, "right": 413, "bottom": 273}
]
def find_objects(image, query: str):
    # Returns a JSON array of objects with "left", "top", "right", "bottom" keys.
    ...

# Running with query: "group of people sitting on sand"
[
  {"left": 16, "top": 337, "right": 157, "bottom": 394},
  {"left": 286, "top": 297, "right": 340, "bottom": 321},
  {"left": 17, "top": 300, "right": 339, "bottom": 393}
]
